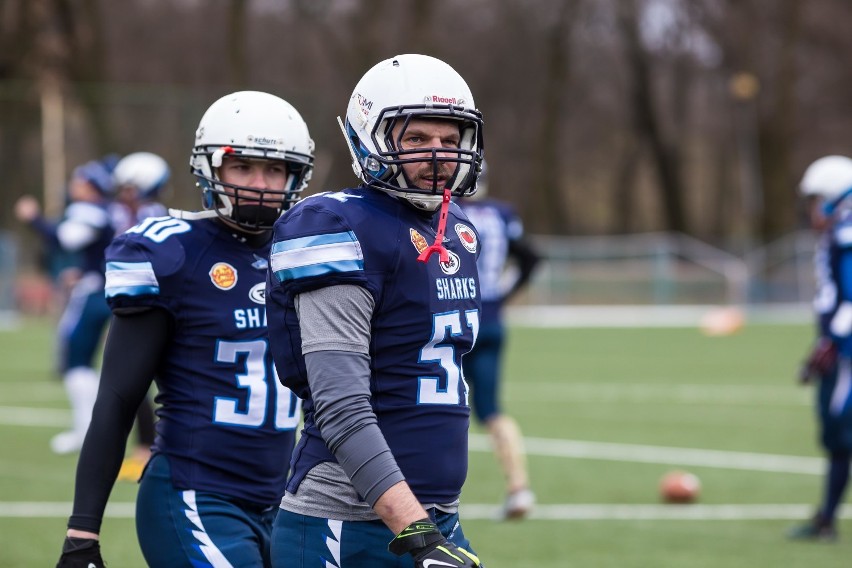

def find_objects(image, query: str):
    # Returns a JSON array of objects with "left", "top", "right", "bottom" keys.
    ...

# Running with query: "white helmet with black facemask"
[
  {"left": 339, "top": 54, "right": 484, "bottom": 212},
  {"left": 177, "top": 91, "right": 315, "bottom": 231}
]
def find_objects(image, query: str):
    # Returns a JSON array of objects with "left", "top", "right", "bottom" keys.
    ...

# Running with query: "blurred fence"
[
  {"left": 6, "top": 226, "right": 818, "bottom": 326},
  {"left": 514, "top": 231, "right": 816, "bottom": 325}
]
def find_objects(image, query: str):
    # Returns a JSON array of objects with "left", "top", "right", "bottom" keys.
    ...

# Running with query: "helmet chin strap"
[
  {"left": 169, "top": 207, "right": 218, "bottom": 220},
  {"left": 169, "top": 187, "right": 234, "bottom": 221},
  {"left": 417, "top": 188, "right": 452, "bottom": 264}
]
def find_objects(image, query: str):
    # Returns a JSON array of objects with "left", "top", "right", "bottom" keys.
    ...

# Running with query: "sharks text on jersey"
[
  {"left": 435, "top": 277, "right": 477, "bottom": 301},
  {"left": 234, "top": 307, "right": 267, "bottom": 329}
]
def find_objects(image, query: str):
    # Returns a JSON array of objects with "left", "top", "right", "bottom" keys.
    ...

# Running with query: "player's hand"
[
  {"left": 14, "top": 195, "right": 41, "bottom": 223},
  {"left": 389, "top": 519, "right": 481, "bottom": 567},
  {"left": 56, "top": 536, "right": 106, "bottom": 568},
  {"left": 799, "top": 337, "right": 837, "bottom": 384}
]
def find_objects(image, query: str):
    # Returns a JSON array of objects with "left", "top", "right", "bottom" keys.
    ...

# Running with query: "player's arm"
[
  {"left": 297, "top": 286, "right": 478, "bottom": 567},
  {"left": 55, "top": 203, "right": 111, "bottom": 252},
  {"left": 505, "top": 235, "right": 540, "bottom": 299},
  {"left": 58, "top": 308, "right": 171, "bottom": 566},
  {"left": 296, "top": 285, "right": 426, "bottom": 528}
]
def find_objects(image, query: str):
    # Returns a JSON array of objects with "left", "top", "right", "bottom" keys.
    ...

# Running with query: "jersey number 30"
[{"left": 213, "top": 339, "right": 300, "bottom": 430}]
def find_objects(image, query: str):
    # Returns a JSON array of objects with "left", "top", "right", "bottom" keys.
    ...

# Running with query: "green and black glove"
[
  {"left": 389, "top": 519, "right": 481, "bottom": 567},
  {"left": 56, "top": 536, "right": 106, "bottom": 568}
]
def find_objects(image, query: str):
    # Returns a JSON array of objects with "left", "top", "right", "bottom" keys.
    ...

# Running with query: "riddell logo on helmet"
[{"left": 432, "top": 95, "right": 459, "bottom": 105}]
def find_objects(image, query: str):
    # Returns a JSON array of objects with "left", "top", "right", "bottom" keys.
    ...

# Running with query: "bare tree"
[
  {"left": 533, "top": 0, "right": 578, "bottom": 234},
  {"left": 616, "top": 0, "right": 687, "bottom": 233}
]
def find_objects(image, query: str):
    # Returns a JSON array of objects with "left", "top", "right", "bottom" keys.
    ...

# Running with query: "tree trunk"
[
  {"left": 531, "top": 0, "right": 576, "bottom": 234},
  {"left": 617, "top": 0, "right": 687, "bottom": 233}
]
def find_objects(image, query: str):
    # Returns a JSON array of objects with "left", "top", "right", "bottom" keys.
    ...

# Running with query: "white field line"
[
  {"left": 469, "top": 434, "right": 823, "bottom": 475},
  {"left": 0, "top": 382, "right": 66, "bottom": 402},
  {"left": 1, "top": 502, "right": 848, "bottom": 521},
  {"left": 0, "top": 406, "right": 69, "bottom": 427},
  {"left": 0, "top": 406, "right": 822, "bottom": 472}
]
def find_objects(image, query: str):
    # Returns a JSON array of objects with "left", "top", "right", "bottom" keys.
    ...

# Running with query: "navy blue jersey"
[
  {"left": 816, "top": 211, "right": 852, "bottom": 353},
  {"left": 267, "top": 188, "right": 482, "bottom": 505},
  {"left": 104, "top": 216, "right": 299, "bottom": 505},
  {"left": 57, "top": 201, "right": 115, "bottom": 274},
  {"left": 457, "top": 199, "right": 524, "bottom": 325}
]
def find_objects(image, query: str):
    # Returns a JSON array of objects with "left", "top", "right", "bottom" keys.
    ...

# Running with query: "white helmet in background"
[
  {"left": 113, "top": 152, "right": 171, "bottom": 200},
  {"left": 339, "top": 54, "right": 484, "bottom": 211},
  {"left": 800, "top": 155, "right": 852, "bottom": 205},
  {"left": 189, "top": 90, "right": 315, "bottom": 230}
]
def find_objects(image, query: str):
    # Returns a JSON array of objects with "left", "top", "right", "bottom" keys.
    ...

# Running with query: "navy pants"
[
  {"left": 818, "top": 356, "right": 852, "bottom": 452},
  {"left": 271, "top": 507, "right": 475, "bottom": 568},
  {"left": 464, "top": 321, "right": 505, "bottom": 423},
  {"left": 56, "top": 273, "right": 111, "bottom": 372},
  {"left": 136, "top": 454, "right": 278, "bottom": 568}
]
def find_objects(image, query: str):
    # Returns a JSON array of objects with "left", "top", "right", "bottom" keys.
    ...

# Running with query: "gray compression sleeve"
[
  {"left": 304, "top": 351, "right": 404, "bottom": 505},
  {"left": 297, "top": 285, "right": 405, "bottom": 506}
]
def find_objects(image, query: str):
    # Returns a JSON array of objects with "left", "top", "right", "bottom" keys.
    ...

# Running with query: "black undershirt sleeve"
[
  {"left": 506, "top": 237, "right": 541, "bottom": 300},
  {"left": 67, "top": 308, "right": 172, "bottom": 533}
]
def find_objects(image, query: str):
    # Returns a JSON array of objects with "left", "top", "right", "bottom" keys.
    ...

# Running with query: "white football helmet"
[
  {"left": 113, "top": 152, "right": 171, "bottom": 200},
  {"left": 339, "top": 54, "right": 484, "bottom": 211},
  {"left": 188, "top": 91, "right": 314, "bottom": 230},
  {"left": 800, "top": 155, "right": 852, "bottom": 207}
]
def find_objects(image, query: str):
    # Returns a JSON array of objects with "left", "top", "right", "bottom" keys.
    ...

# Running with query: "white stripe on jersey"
[{"left": 105, "top": 261, "right": 159, "bottom": 297}]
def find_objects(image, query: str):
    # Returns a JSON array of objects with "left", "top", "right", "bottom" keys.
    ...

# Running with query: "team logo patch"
[
  {"left": 209, "top": 262, "right": 238, "bottom": 290},
  {"left": 410, "top": 229, "right": 429, "bottom": 254},
  {"left": 249, "top": 282, "right": 266, "bottom": 304},
  {"left": 455, "top": 223, "right": 477, "bottom": 253},
  {"left": 439, "top": 250, "right": 461, "bottom": 275}
]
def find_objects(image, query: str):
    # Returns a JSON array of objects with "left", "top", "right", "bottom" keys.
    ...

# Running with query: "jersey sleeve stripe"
[
  {"left": 105, "top": 261, "right": 160, "bottom": 297},
  {"left": 271, "top": 231, "right": 364, "bottom": 283}
]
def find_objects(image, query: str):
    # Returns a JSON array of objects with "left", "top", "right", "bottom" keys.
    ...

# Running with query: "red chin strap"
[{"left": 417, "top": 188, "right": 452, "bottom": 264}]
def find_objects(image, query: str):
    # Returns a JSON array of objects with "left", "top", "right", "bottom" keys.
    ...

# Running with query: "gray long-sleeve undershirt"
[{"left": 296, "top": 285, "right": 405, "bottom": 507}]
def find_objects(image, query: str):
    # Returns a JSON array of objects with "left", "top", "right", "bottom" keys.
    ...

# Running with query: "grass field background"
[{"left": 0, "top": 315, "right": 849, "bottom": 567}]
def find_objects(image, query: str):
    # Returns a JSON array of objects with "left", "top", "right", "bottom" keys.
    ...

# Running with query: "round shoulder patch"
[
  {"left": 455, "top": 223, "right": 478, "bottom": 253},
  {"left": 210, "top": 262, "right": 238, "bottom": 290}
]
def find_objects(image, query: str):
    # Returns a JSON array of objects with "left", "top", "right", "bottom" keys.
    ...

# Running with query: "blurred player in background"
[
  {"left": 108, "top": 151, "right": 171, "bottom": 482},
  {"left": 15, "top": 158, "right": 116, "bottom": 455},
  {"left": 267, "top": 54, "right": 485, "bottom": 568},
  {"left": 789, "top": 154, "right": 852, "bottom": 542},
  {"left": 110, "top": 151, "right": 171, "bottom": 233},
  {"left": 56, "top": 91, "right": 312, "bottom": 568},
  {"left": 457, "top": 161, "right": 541, "bottom": 519}
]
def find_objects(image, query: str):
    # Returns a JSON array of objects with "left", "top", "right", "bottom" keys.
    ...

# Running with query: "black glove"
[
  {"left": 799, "top": 338, "right": 838, "bottom": 384},
  {"left": 56, "top": 536, "right": 106, "bottom": 568},
  {"left": 388, "top": 519, "right": 481, "bottom": 567}
]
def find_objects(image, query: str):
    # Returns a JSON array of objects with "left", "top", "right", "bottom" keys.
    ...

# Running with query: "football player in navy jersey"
[
  {"left": 788, "top": 155, "right": 852, "bottom": 542},
  {"left": 457, "top": 162, "right": 540, "bottom": 520},
  {"left": 15, "top": 159, "right": 117, "bottom": 455},
  {"left": 267, "top": 54, "right": 484, "bottom": 568},
  {"left": 56, "top": 91, "right": 313, "bottom": 568}
]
